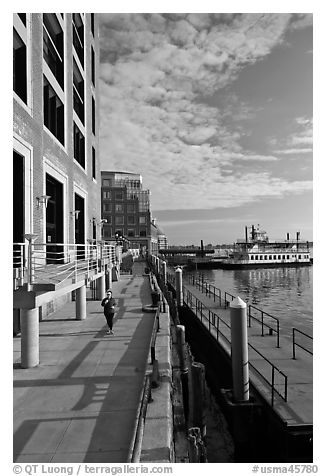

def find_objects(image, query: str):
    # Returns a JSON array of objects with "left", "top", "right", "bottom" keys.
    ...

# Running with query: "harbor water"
[{"left": 187, "top": 265, "right": 313, "bottom": 339}]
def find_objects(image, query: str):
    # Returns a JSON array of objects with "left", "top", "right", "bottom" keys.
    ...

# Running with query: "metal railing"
[
  {"left": 182, "top": 286, "right": 288, "bottom": 406},
  {"left": 187, "top": 274, "right": 280, "bottom": 347},
  {"left": 248, "top": 305, "right": 280, "bottom": 348},
  {"left": 292, "top": 328, "right": 313, "bottom": 359},
  {"left": 13, "top": 241, "right": 116, "bottom": 289}
]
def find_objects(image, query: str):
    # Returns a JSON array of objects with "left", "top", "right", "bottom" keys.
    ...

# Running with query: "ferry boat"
[{"left": 221, "top": 225, "right": 312, "bottom": 269}]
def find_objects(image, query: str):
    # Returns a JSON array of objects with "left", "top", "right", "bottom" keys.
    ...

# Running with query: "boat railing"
[
  {"left": 182, "top": 286, "right": 288, "bottom": 406},
  {"left": 292, "top": 328, "right": 313, "bottom": 359}
]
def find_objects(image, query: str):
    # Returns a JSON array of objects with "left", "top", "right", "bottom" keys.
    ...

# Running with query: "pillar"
[
  {"left": 96, "top": 274, "right": 106, "bottom": 300},
  {"left": 175, "top": 267, "right": 183, "bottom": 307},
  {"left": 76, "top": 285, "right": 86, "bottom": 320},
  {"left": 230, "top": 296, "right": 249, "bottom": 402},
  {"left": 21, "top": 307, "right": 39, "bottom": 368}
]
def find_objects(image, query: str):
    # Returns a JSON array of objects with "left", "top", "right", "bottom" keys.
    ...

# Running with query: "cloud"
[{"left": 99, "top": 13, "right": 312, "bottom": 212}]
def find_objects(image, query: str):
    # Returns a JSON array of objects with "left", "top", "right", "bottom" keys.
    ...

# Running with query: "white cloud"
[{"left": 99, "top": 13, "right": 312, "bottom": 212}]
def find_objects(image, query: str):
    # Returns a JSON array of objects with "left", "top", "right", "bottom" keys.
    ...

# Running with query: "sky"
[{"left": 98, "top": 12, "right": 313, "bottom": 245}]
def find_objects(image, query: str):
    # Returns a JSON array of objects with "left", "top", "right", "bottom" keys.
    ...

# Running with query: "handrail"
[
  {"left": 182, "top": 284, "right": 287, "bottom": 406},
  {"left": 188, "top": 274, "right": 280, "bottom": 347},
  {"left": 13, "top": 241, "right": 117, "bottom": 289},
  {"left": 292, "top": 328, "right": 313, "bottom": 359}
]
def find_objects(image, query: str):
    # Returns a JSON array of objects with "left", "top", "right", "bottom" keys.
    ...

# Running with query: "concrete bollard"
[
  {"left": 96, "top": 274, "right": 106, "bottom": 300},
  {"left": 21, "top": 307, "right": 39, "bottom": 368},
  {"left": 106, "top": 267, "right": 112, "bottom": 290},
  {"left": 162, "top": 261, "right": 167, "bottom": 284},
  {"left": 175, "top": 267, "right": 183, "bottom": 307},
  {"left": 191, "top": 362, "right": 206, "bottom": 437},
  {"left": 230, "top": 296, "right": 250, "bottom": 402},
  {"left": 76, "top": 285, "right": 87, "bottom": 320}
]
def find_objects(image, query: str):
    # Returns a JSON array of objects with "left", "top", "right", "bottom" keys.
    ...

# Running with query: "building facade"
[
  {"left": 101, "top": 171, "right": 154, "bottom": 253},
  {"left": 13, "top": 13, "right": 101, "bottom": 252}
]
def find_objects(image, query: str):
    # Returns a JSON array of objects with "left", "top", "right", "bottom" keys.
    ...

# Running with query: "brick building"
[
  {"left": 13, "top": 13, "right": 101, "bottom": 251},
  {"left": 101, "top": 171, "right": 157, "bottom": 254}
]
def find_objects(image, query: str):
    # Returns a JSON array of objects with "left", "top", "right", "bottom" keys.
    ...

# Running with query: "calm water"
[{"left": 187, "top": 265, "right": 313, "bottom": 338}]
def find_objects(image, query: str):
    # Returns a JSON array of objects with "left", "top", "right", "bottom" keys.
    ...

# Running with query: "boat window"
[
  {"left": 299, "top": 255, "right": 301, "bottom": 259},
  {"left": 250, "top": 256, "right": 254, "bottom": 260},
  {"left": 256, "top": 255, "right": 258, "bottom": 260},
  {"left": 278, "top": 255, "right": 281, "bottom": 259},
  {"left": 264, "top": 256, "right": 268, "bottom": 260},
  {"left": 286, "top": 255, "right": 290, "bottom": 259},
  {"left": 282, "top": 255, "right": 285, "bottom": 259},
  {"left": 260, "top": 255, "right": 263, "bottom": 260},
  {"left": 269, "top": 255, "right": 272, "bottom": 260}
]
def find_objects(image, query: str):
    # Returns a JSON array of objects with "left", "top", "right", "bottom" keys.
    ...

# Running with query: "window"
[
  {"left": 299, "top": 255, "right": 302, "bottom": 259},
  {"left": 140, "top": 228, "right": 147, "bottom": 237},
  {"left": 73, "top": 122, "right": 85, "bottom": 168},
  {"left": 286, "top": 255, "right": 290, "bottom": 259},
  {"left": 264, "top": 255, "right": 267, "bottom": 260},
  {"left": 127, "top": 229, "right": 135, "bottom": 237},
  {"left": 103, "top": 203, "right": 111, "bottom": 212},
  {"left": 260, "top": 256, "right": 263, "bottom": 260},
  {"left": 73, "top": 59, "right": 84, "bottom": 123},
  {"left": 103, "top": 179, "right": 112, "bottom": 187},
  {"left": 91, "top": 13, "right": 95, "bottom": 36},
  {"left": 103, "top": 227, "right": 112, "bottom": 239},
  {"left": 282, "top": 255, "right": 285, "bottom": 260},
  {"left": 115, "top": 204, "right": 123, "bottom": 212},
  {"left": 273, "top": 255, "right": 277, "bottom": 260},
  {"left": 72, "top": 13, "right": 84, "bottom": 67},
  {"left": 43, "top": 76, "right": 64, "bottom": 144},
  {"left": 139, "top": 216, "right": 146, "bottom": 224},
  {"left": 115, "top": 192, "right": 123, "bottom": 200},
  {"left": 127, "top": 204, "right": 134, "bottom": 213},
  {"left": 269, "top": 255, "right": 272, "bottom": 260},
  {"left": 250, "top": 256, "right": 254, "bottom": 260},
  {"left": 127, "top": 216, "right": 135, "bottom": 224},
  {"left": 43, "top": 14, "right": 64, "bottom": 89},
  {"left": 278, "top": 255, "right": 281, "bottom": 259},
  {"left": 13, "top": 28, "right": 27, "bottom": 103},
  {"left": 116, "top": 216, "right": 124, "bottom": 225},
  {"left": 92, "top": 147, "right": 96, "bottom": 179},
  {"left": 91, "top": 47, "right": 95, "bottom": 86},
  {"left": 103, "top": 191, "right": 111, "bottom": 199},
  {"left": 92, "top": 96, "right": 96, "bottom": 134}
]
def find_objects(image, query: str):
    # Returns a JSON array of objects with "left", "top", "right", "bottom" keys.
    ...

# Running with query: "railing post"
[
  {"left": 24, "top": 234, "right": 38, "bottom": 291},
  {"left": 271, "top": 366, "right": 275, "bottom": 407},
  {"left": 261, "top": 310, "right": 264, "bottom": 336},
  {"left": 292, "top": 329, "right": 296, "bottom": 359}
]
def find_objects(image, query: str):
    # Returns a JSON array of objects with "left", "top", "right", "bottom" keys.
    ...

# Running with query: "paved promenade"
[{"left": 13, "top": 262, "right": 157, "bottom": 463}]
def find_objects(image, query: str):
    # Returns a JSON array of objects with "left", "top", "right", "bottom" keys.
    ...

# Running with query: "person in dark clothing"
[{"left": 101, "top": 290, "right": 116, "bottom": 335}]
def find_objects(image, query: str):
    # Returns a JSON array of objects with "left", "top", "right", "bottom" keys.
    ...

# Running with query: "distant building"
[
  {"left": 13, "top": 13, "right": 101, "bottom": 249},
  {"left": 101, "top": 171, "right": 153, "bottom": 253}
]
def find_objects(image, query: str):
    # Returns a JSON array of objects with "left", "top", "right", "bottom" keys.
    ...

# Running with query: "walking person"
[{"left": 101, "top": 290, "right": 116, "bottom": 335}]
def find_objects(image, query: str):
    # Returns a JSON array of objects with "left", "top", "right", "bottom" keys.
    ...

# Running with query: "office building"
[{"left": 13, "top": 13, "right": 101, "bottom": 250}]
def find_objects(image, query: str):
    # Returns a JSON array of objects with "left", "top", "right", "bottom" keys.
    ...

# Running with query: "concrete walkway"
[{"left": 13, "top": 262, "right": 157, "bottom": 463}]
